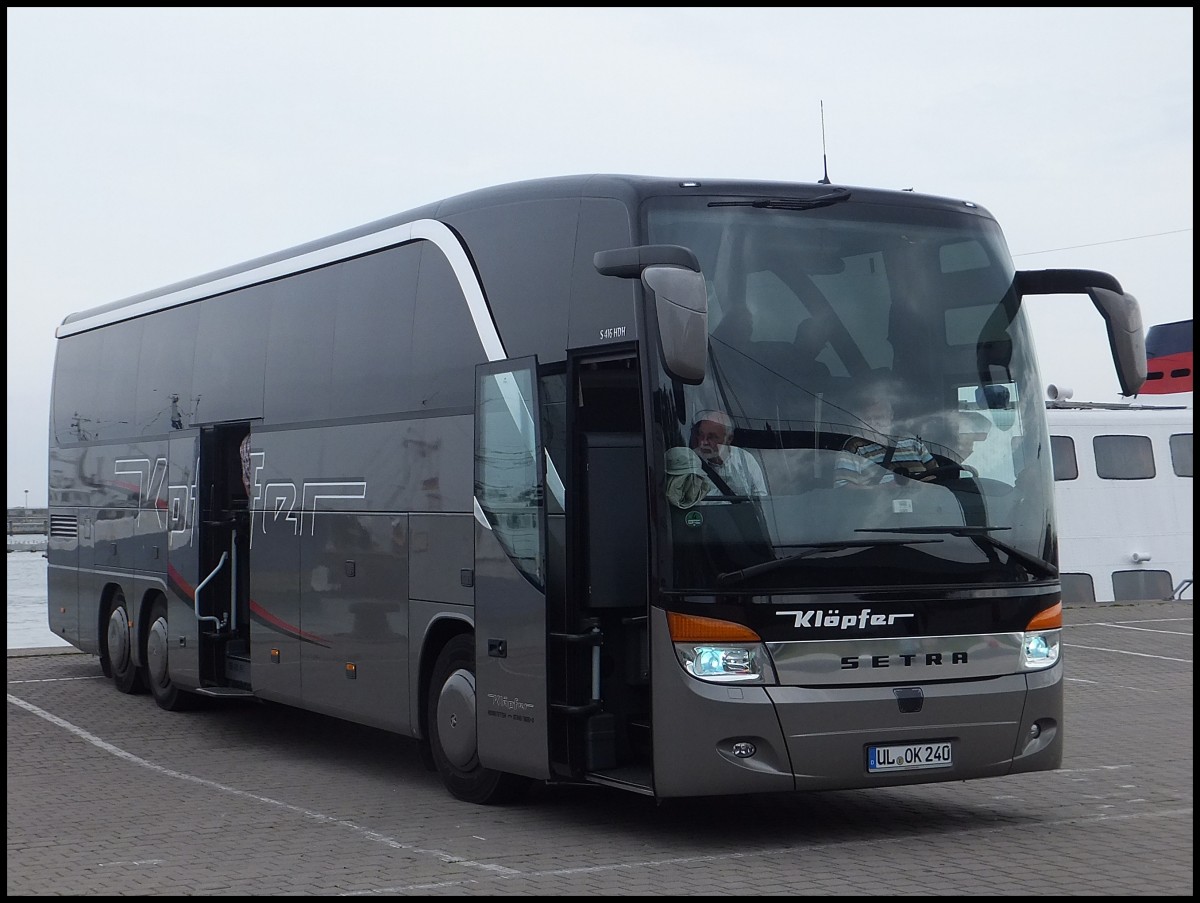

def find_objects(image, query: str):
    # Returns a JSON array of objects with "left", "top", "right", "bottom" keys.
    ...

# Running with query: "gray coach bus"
[{"left": 47, "top": 175, "right": 1146, "bottom": 804}]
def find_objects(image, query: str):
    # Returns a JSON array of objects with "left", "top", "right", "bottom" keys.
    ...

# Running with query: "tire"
[
  {"left": 417, "top": 736, "right": 437, "bottom": 772},
  {"left": 145, "top": 595, "right": 197, "bottom": 711},
  {"left": 105, "top": 590, "right": 146, "bottom": 694},
  {"left": 427, "top": 633, "right": 530, "bottom": 805}
]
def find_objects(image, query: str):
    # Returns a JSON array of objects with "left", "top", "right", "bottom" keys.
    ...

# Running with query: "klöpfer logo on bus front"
[{"left": 777, "top": 609, "right": 916, "bottom": 630}]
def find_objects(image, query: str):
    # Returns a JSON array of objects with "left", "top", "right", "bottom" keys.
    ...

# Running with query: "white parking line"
[
  {"left": 1065, "top": 642, "right": 1191, "bottom": 663},
  {"left": 6, "top": 692, "right": 522, "bottom": 878}
]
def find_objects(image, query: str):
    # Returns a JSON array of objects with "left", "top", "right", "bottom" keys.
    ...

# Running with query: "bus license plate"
[{"left": 868, "top": 741, "right": 953, "bottom": 772}]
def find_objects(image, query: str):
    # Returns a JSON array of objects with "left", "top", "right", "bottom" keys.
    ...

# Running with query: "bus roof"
[{"left": 57, "top": 173, "right": 994, "bottom": 335}]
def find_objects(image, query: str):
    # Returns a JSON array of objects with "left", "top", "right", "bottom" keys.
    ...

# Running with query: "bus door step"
[
  {"left": 193, "top": 686, "right": 256, "bottom": 699},
  {"left": 585, "top": 711, "right": 617, "bottom": 771},
  {"left": 585, "top": 765, "right": 653, "bottom": 795},
  {"left": 223, "top": 652, "right": 251, "bottom": 689}
]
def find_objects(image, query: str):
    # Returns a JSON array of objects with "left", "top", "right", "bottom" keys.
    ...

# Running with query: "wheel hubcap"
[
  {"left": 107, "top": 606, "right": 131, "bottom": 671},
  {"left": 147, "top": 616, "right": 169, "bottom": 690},
  {"left": 437, "top": 668, "right": 478, "bottom": 769}
]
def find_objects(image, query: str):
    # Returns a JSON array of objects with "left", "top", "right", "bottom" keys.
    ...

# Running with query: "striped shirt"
[{"left": 834, "top": 435, "right": 935, "bottom": 486}]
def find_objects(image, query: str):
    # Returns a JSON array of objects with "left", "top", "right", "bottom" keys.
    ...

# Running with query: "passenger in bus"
[
  {"left": 239, "top": 432, "right": 253, "bottom": 498},
  {"left": 664, "top": 447, "right": 714, "bottom": 508},
  {"left": 665, "top": 409, "right": 768, "bottom": 507},
  {"left": 687, "top": 409, "right": 768, "bottom": 500},
  {"left": 948, "top": 410, "right": 991, "bottom": 471},
  {"left": 834, "top": 395, "right": 938, "bottom": 487},
  {"left": 923, "top": 409, "right": 991, "bottom": 472}
]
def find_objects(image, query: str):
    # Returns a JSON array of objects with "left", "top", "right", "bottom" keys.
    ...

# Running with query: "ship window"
[
  {"left": 1093, "top": 434, "right": 1155, "bottom": 480},
  {"left": 1112, "top": 569, "right": 1173, "bottom": 602},
  {"left": 1050, "top": 436, "right": 1077, "bottom": 481},
  {"left": 1169, "top": 433, "right": 1193, "bottom": 477},
  {"left": 1059, "top": 573, "right": 1094, "bottom": 605}
]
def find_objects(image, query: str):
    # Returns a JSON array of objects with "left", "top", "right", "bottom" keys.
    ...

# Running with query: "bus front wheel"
[
  {"left": 427, "top": 633, "right": 530, "bottom": 805},
  {"left": 104, "top": 590, "right": 146, "bottom": 695}
]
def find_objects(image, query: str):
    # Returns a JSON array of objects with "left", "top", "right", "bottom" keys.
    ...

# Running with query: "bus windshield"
[{"left": 646, "top": 195, "right": 1053, "bottom": 593}]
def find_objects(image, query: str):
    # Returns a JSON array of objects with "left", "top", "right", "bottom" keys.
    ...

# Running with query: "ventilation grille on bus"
[{"left": 49, "top": 514, "right": 79, "bottom": 538}]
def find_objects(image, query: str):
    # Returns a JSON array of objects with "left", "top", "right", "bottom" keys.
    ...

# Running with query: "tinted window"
[
  {"left": 52, "top": 330, "right": 105, "bottom": 445},
  {"left": 98, "top": 319, "right": 144, "bottom": 441},
  {"left": 1093, "top": 434, "right": 1154, "bottom": 480},
  {"left": 447, "top": 198, "right": 578, "bottom": 361},
  {"left": 476, "top": 365, "right": 542, "bottom": 587},
  {"left": 1169, "top": 433, "right": 1193, "bottom": 477},
  {"left": 332, "top": 244, "right": 421, "bottom": 417},
  {"left": 265, "top": 267, "right": 338, "bottom": 424},
  {"left": 136, "top": 304, "right": 198, "bottom": 435},
  {"left": 1112, "top": 569, "right": 1174, "bottom": 602},
  {"left": 410, "top": 243, "right": 485, "bottom": 411},
  {"left": 1050, "top": 435, "right": 1077, "bottom": 481},
  {"left": 193, "top": 285, "right": 271, "bottom": 422},
  {"left": 52, "top": 322, "right": 144, "bottom": 443}
]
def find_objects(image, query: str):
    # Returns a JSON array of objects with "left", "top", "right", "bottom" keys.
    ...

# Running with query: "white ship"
[{"left": 1045, "top": 318, "right": 1193, "bottom": 603}]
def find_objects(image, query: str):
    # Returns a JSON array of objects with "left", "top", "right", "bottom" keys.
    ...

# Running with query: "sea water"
[{"left": 6, "top": 546, "right": 70, "bottom": 650}]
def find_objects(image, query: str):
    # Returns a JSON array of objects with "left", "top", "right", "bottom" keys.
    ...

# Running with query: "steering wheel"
[{"left": 918, "top": 463, "right": 978, "bottom": 482}]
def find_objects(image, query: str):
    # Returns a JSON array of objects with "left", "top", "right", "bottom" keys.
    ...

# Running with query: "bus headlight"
[
  {"left": 1022, "top": 629, "right": 1061, "bottom": 670},
  {"left": 1022, "top": 603, "right": 1062, "bottom": 671},
  {"left": 675, "top": 643, "right": 775, "bottom": 683},
  {"left": 666, "top": 612, "right": 777, "bottom": 685}
]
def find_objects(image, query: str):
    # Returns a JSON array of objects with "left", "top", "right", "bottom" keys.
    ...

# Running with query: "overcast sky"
[{"left": 6, "top": 7, "right": 1193, "bottom": 508}]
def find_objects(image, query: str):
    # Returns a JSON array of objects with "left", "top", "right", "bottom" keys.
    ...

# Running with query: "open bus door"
[
  {"left": 192, "top": 423, "right": 252, "bottom": 689},
  {"left": 472, "top": 359, "right": 552, "bottom": 781},
  {"left": 471, "top": 351, "right": 653, "bottom": 792}
]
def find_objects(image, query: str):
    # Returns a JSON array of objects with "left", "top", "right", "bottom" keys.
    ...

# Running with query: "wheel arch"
[{"left": 417, "top": 613, "right": 474, "bottom": 741}]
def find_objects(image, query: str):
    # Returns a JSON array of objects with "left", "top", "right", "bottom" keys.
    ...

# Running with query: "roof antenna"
[{"left": 818, "top": 100, "right": 831, "bottom": 185}]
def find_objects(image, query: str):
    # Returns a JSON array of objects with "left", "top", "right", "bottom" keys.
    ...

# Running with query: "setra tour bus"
[{"left": 46, "top": 175, "right": 1147, "bottom": 804}]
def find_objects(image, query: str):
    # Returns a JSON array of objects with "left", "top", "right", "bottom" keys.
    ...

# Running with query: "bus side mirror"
[
  {"left": 1016, "top": 269, "right": 1147, "bottom": 397},
  {"left": 1084, "top": 285, "right": 1147, "bottom": 396},
  {"left": 595, "top": 245, "right": 709, "bottom": 385}
]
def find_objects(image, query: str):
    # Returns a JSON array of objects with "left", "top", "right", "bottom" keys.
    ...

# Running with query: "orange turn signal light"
[
  {"left": 1026, "top": 602, "right": 1062, "bottom": 631},
  {"left": 667, "top": 611, "right": 761, "bottom": 643}
]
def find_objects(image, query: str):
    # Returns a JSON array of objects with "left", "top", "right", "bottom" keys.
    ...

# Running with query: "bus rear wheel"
[
  {"left": 105, "top": 590, "right": 146, "bottom": 694},
  {"left": 146, "top": 595, "right": 197, "bottom": 711},
  {"left": 427, "top": 633, "right": 530, "bottom": 805}
]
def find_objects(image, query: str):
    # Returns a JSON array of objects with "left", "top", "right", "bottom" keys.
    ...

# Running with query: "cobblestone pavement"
[{"left": 7, "top": 599, "right": 1192, "bottom": 896}]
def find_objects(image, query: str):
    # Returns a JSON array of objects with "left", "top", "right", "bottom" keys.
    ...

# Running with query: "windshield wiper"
[
  {"left": 717, "top": 538, "right": 940, "bottom": 585},
  {"left": 856, "top": 526, "right": 1058, "bottom": 579},
  {"left": 708, "top": 188, "right": 851, "bottom": 211}
]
